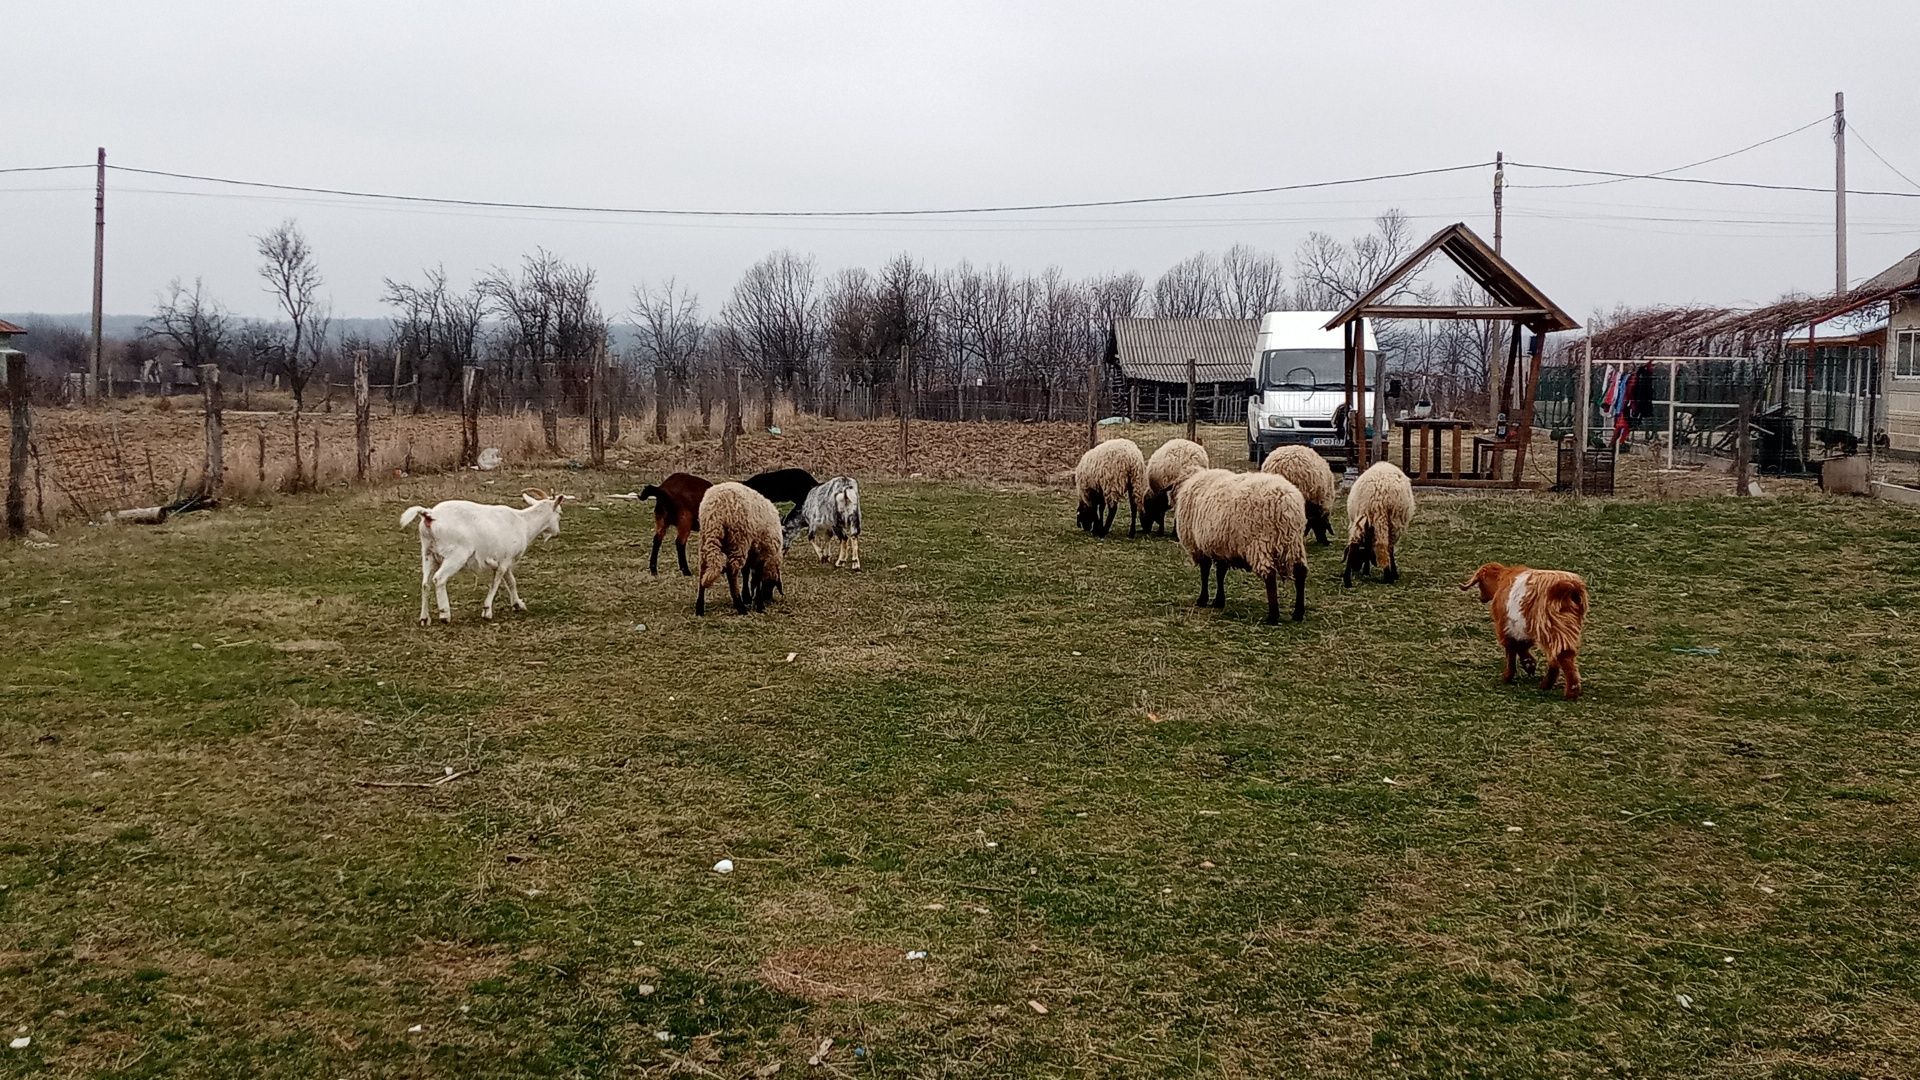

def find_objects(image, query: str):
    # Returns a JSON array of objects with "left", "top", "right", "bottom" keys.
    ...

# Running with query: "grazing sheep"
[
  {"left": 1343, "top": 461, "right": 1416, "bottom": 588},
  {"left": 1141, "top": 438, "right": 1209, "bottom": 536},
  {"left": 695, "top": 482, "right": 785, "bottom": 615},
  {"left": 1073, "top": 438, "right": 1147, "bottom": 538},
  {"left": 784, "top": 475, "right": 863, "bottom": 570},
  {"left": 400, "top": 489, "right": 569, "bottom": 625},
  {"left": 1460, "top": 562, "right": 1589, "bottom": 700},
  {"left": 1260, "top": 445, "right": 1337, "bottom": 544},
  {"left": 638, "top": 472, "right": 712, "bottom": 576},
  {"left": 742, "top": 468, "right": 820, "bottom": 515},
  {"left": 1173, "top": 468, "right": 1310, "bottom": 624}
]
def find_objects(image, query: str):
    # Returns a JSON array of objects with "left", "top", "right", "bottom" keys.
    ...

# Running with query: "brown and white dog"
[{"left": 1459, "top": 563, "right": 1588, "bottom": 700}]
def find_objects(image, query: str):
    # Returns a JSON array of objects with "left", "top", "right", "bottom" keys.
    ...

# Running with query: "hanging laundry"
[{"left": 1628, "top": 362, "right": 1656, "bottom": 421}]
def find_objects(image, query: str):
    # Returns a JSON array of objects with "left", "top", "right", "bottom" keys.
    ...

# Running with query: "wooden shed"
[{"left": 1104, "top": 318, "right": 1255, "bottom": 423}]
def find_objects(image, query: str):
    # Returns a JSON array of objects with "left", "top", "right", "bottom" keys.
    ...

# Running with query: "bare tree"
[
  {"left": 143, "top": 278, "right": 232, "bottom": 371},
  {"left": 1152, "top": 252, "right": 1222, "bottom": 317},
  {"left": 631, "top": 278, "right": 705, "bottom": 395},
  {"left": 722, "top": 250, "right": 821, "bottom": 429},
  {"left": 1218, "top": 244, "right": 1289, "bottom": 318},
  {"left": 255, "top": 220, "right": 324, "bottom": 408},
  {"left": 1292, "top": 209, "right": 1418, "bottom": 309}
]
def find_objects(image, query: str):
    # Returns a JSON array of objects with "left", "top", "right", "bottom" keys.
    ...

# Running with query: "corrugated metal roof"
[
  {"left": 1110, "top": 318, "right": 1256, "bottom": 383},
  {"left": 0, "top": 319, "right": 26, "bottom": 335},
  {"left": 1858, "top": 246, "right": 1920, "bottom": 294}
]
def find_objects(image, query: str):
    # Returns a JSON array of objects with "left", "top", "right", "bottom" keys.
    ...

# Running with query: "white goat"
[
  {"left": 782, "top": 476, "right": 862, "bottom": 570},
  {"left": 399, "top": 489, "right": 569, "bottom": 624}
]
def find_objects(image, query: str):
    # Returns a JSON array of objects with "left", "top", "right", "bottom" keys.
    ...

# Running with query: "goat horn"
[{"left": 523, "top": 487, "right": 548, "bottom": 500}]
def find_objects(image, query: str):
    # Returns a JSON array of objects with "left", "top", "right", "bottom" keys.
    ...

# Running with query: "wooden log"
[
  {"left": 353, "top": 350, "right": 370, "bottom": 482},
  {"left": 461, "top": 365, "right": 480, "bottom": 468},
  {"left": 540, "top": 361, "right": 560, "bottom": 454},
  {"left": 654, "top": 367, "right": 669, "bottom": 443},
  {"left": 199, "top": 365, "right": 223, "bottom": 498}
]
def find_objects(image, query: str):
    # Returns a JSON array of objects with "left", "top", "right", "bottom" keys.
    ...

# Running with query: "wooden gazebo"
[{"left": 1323, "top": 223, "right": 1578, "bottom": 487}]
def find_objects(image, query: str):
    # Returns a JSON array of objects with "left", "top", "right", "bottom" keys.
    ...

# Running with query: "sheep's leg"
[
  {"left": 1101, "top": 502, "right": 1117, "bottom": 538},
  {"left": 1500, "top": 645, "right": 1518, "bottom": 684},
  {"left": 1195, "top": 558, "right": 1212, "bottom": 607},
  {"left": 432, "top": 550, "right": 469, "bottom": 624},
  {"left": 675, "top": 532, "right": 692, "bottom": 576},
  {"left": 505, "top": 567, "right": 527, "bottom": 612},
  {"left": 1127, "top": 496, "right": 1138, "bottom": 538},
  {"left": 649, "top": 519, "right": 666, "bottom": 575},
  {"left": 1559, "top": 653, "right": 1582, "bottom": 701},
  {"left": 1291, "top": 562, "right": 1307, "bottom": 622},
  {"left": 419, "top": 554, "right": 436, "bottom": 626},
  {"left": 726, "top": 564, "right": 747, "bottom": 614},
  {"left": 481, "top": 564, "right": 507, "bottom": 620},
  {"left": 1212, "top": 563, "right": 1227, "bottom": 609},
  {"left": 1262, "top": 573, "right": 1279, "bottom": 625},
  {"left": 1383, "top": 541, "right": 1400, "bottom": 585}
]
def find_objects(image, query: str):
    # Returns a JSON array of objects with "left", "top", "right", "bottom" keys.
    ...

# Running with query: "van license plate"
[{"left": 1311, "top": 437, "right": 1340, "bottom": 447}]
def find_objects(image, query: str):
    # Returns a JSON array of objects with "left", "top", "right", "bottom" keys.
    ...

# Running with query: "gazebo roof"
[{"left": 1322, "top": 222, "right": 1578, "bottom": 333}]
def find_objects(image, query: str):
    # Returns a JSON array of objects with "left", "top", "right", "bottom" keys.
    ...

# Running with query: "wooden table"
[{"left": 1397, "top": 417, "right": 1476, "bottom": 480}]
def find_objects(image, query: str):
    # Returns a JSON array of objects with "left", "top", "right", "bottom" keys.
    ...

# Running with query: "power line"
[
  {"left": 1509, "top": 113, "right": 1833, "bottom": 190},
  {"left": 1506, "top": 162, "right": 1920, "bottom": 198},
  {"left": 1848, "top": 123, "right": 1920, "bottom": 192},
  {"left": 0, "top": 163, "right": 92, "bottom": 175},
  {"left": 103, "top": 162, "right": 1493, "bottom": 218}
]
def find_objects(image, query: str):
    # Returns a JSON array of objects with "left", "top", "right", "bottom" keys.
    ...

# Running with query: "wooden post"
[
  {"left": 1734, "top": 392, "right": 1754, "bottom": 496},
  {"left": 1800, "top": 321, "right": 1815, "bottom": 472},
  {"left": 6, "top": 353, "right": 28, "bottom": 537},
  {"left": 460, "top": 365, "right": 481, "bottom": 468},
  {"left": 1341, "top": 321, "right": 1356, "bottom": 459},
  {"left": 256, "top": 420, "right": 267, "bottom": 488},
  {"left": 389, "top": 347, "right": 402, "bottom": 417},
  {"left": 290, "top": 409, "right": 304, "bottom": 492},
  {"left": 1185, "top": 359, "right": 1198, "bottom": 442},
  {"left": 589, "top": 347, "right": 606, "bottom": 468},
  {"left": 1353, "top": 320, "right": 1370, "bottom": 469},
  {"left": 1573, "top": 330, "right": 1592, "bottom": 495},
  {"left": 353, "top": 350, "right": 370, "bottom": 482},
  {"left": 90, "top": 147, "right": 106, "bottom": 402},
  {"left": 897, "top": 344, "right": 912, "bottom": 474},
  {"left": 653, "top": 367, "right": 669, "bottom": 443},
  {"left": 199, "top": 365, "right": 223, "bottom": 497},
  {"left": 540, "top": 360, "right": 561, "bottom": 454},
  {"left": 1128, "top": 381, "right": 1139, "bottom": 422},
  {"left": 1509, "top": 329, "right": 1545, "bottom": 484},
  {"left": 607, "top": 355, "right": 623, "bottom": 444},
  {"left": 721, "top": 364, "right": 742, "bottom": 471},
  {"left": 1085, "top": 352, "right": 1101, "bottom": 450}
]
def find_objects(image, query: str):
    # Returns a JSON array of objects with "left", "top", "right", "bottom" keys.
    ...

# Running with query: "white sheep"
[
  {"left": 1260, "top": 445, "right": 1338, "bottom": 544},
  {"left": 784, "top": 475, "right": 862, "bottom": 570},
  {"left": 1142, "top": 438, "right": 1209, "bottom": 536},
  {"left": 400, "top": 489, "right": 569, "bottom": 624},
  {"left": 1343, "top": 461, "right": 1416, "bottom": 587},
  {"left": 695, "top": 482, "right": 786, "bottom": 615},
  {"left": 1074, "top": 437, "right": 1147, "bottom": 538},
  {"left": 1174, "top": 468, "right": 1310, "bottom": 623}
]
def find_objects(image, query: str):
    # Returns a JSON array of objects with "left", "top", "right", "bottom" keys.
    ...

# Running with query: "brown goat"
[{"left": 640, "top": 472, "right": 713, "bottom": 575}]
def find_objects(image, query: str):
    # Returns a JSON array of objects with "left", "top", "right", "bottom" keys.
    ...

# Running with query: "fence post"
[
  {"left": 539, "top": 361, "right": 560, "bottom": 455},
  {"left": 461, "top": 365, "right": 481, "bottom": 468},
  {"left": 898, "top": 344, "right": 912, "bottom": 475},
  {"left": 722, "top": 364, "right": 742, "bottom": 471},
  {"left": 353, "top": 349, "right": 370, "bottom": 482},
  {"left": 653, "top": 367, "right": 669, "bottom": 443},
  {"left": 1086, "top": 352, "right": 1101, "bottom": 449},
  {"left": 256, "top": 419, "right": 267, "bottom": 489},
  {"left": 1734, "top": 392, "right": 1754, "bottom": 496},
  {"left": 606, "top": 353, "right": 623, "bottom": 445},
  {"left": 1185, "top": 359, "right": 1198, "bottom": 442},
  {"left": 199, "top": 365, "right": 223, "bottom": 498},
  {"left": 1573, "top": 331, "right": 1592, "bottom": 495},
  {"left": 6, "top": 353, "right": 28, "bottom": 537},
  {"left": 589, "top": 348, "right": 606, "bottom": 468}
]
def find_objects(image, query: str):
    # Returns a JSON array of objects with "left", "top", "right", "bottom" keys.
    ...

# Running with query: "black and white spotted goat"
[{"left": 782, "top": 475, "right": 863, "bottom": 571}]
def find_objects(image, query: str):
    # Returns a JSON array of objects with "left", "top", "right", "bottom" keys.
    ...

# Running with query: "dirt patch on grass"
[{"left": 758, "top": 943, "right": 939, "bottom": 1003}]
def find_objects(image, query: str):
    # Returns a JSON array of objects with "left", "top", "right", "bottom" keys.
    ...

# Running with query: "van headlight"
[{"left": 1263, "top": 414, "right": 1296, "bottom": 430}]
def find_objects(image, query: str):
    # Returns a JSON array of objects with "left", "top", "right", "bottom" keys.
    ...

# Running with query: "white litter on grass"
[
  {"left": 1702, "top": 820, "right": 1717, "bottom": 827},
  {"left": 1505, "top": 826, "right": 1523, "bottom": 833},
  {"left": 713, "top": 859, "right": 735, "bottom": 874},
  {"left": 785, "top": 652, "right": 797, "bottom": 663},
  {"left": 407, "top": 1024, "right": 424, "bottom": 1034},
  {"left": 634, "top": 984, "right": 656, "bottom": 996},
  {"left": 8, "top": 1036, "right": 29, "bottom": 1050},
  {"left": 1675, "top": 993, "right": 1694, "bottom": 1009},
  {"left": 808, "top": 1037, "right": 834, "bottom": 1065},
  {"left": 905, "top": 950, "right": 928, "bottom": 961},
  {"left": 655, "top": 1031, "right": 672, "bottom": 1043}
]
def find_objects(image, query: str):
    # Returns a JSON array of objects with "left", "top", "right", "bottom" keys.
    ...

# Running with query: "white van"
[{"left": 1245, "top": 311, "right": 1377, "bottom": 463}]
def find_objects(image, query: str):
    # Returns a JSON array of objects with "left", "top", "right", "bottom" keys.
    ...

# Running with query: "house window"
[{"left": 1899, "top": 330, "right": 1920, "bottom": 380}]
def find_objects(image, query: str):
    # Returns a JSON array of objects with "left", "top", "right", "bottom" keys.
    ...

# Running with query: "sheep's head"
[
  {"left": 1459, "top": 563, "right": 1505, "bottom": 602},
  {"left": 1140, "top": 490, "right": 1169, "bottom": 532},
  {"left": 1343, "top": 521, "right": 1377, "bottom": 577},
  {"left": 1075, "top": 496, "right": 1099, "bottom": 532},
  {"left": 781, "top": 515, "right": 807, "bottom": 552},
  {"left": 1304, "top": 502, "right": 1332, "bottom": 544}
]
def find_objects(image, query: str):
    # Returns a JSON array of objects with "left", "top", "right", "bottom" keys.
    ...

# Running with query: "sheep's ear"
[{"left": 1459, "top": 564, "right": 1496, "bottom": 600}]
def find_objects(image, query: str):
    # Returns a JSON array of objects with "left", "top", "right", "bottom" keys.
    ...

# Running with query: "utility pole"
[
  {"left": 90, "top": 147, "right": 106, "bottom": 402},
  {"left": 1834, "top": 92, "right": 1847, "bottom": 295},
  {"left": 1492, "top": 150, "right": 1504, "bottom": 255}
]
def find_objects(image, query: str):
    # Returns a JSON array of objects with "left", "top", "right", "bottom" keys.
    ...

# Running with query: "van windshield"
[{"left": 1259, "top": 349, "right": 1346, "bottom": 390}]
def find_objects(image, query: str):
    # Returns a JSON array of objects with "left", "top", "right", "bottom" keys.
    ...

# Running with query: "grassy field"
[{"left": 2, "top": 462, "right": 1918, "bottom": 1077}]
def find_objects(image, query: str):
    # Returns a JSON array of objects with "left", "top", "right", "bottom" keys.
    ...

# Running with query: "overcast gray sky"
[{"left": 6, "top": 0, "right": 1918, "bottom": 324}]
